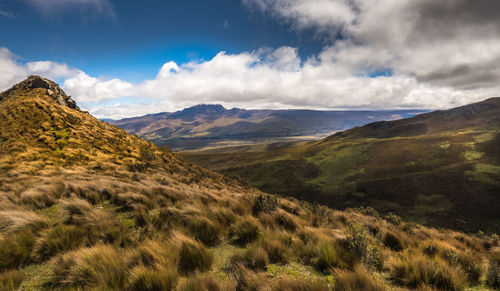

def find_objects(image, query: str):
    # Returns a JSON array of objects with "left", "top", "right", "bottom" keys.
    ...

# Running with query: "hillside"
[
  {"left": 182, "top": 98, "right": 500, "bottom": 233},
  {"left": 0, "top": 77, "right": 499, "bottom": 290},
  {"left": 110, "top": 104, "right": 425, "bottom": 150}
]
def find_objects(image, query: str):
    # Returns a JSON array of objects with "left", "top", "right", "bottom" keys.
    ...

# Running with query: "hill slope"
[
  {"left": 0, "top": 77, "right": 498, "bottom": 290},
  {"left": 110, "top": 104, "right": 426, "bottom": 150},
  {"left": 182, "top": 98, "right": 500, "bottom": 233}
]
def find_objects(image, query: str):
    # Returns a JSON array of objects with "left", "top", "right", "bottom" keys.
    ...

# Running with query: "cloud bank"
[{"left": 1, "top": 0, "right": 500, "bottom": 119}]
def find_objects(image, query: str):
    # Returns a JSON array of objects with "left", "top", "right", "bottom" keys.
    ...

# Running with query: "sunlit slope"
[{"left": 182, "top": 98, "right": 500, "bottom": 232}]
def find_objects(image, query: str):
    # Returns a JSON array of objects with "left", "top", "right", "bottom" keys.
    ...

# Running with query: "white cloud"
[
  {"left": 1, "top": 45, "right": 498, "bottom": 119},
  {"left": 244, "top": 0, "right": 500, "bottom": 90}
]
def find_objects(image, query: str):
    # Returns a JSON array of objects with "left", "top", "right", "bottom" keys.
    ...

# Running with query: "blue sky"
[
  {"left": 1, "top": 0, "right": 499, "bottom": 119},
  {"left": 1, "top": 0, "right": 323, "bottom": 81}
]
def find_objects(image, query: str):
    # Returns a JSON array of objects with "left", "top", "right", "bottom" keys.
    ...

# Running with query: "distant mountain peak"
[
  {"left": 174, "top": 104, "right": 227, "bottom": 118},
  {"left": 0, "top": 75, "right": 80, "bottom": 110}
]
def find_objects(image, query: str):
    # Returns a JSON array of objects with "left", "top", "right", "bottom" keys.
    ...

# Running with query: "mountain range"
[
  {"left": 109, "top": 104, "right": 426, "bottom": 150},
  {"left": 182, "top": 97, "right": 500, "bottom": 233}
]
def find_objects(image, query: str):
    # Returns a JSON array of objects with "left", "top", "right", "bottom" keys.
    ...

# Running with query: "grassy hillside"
[
  {"left": 0, "top": 77, "right": 499, "bottom": 291},
  {"left": 182, "top": 98, "right": 500, "bottom": 233},
  {"left": 110, "top": 104, "right": 426, "bottom": 150}
]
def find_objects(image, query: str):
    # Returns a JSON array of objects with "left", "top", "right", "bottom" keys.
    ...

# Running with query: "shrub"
[
  {"left": 129, "top": 266, "right": 178, "bottom": 291},
  {"left": 178, "top": 242, "right": 213, "bottom": 274},
  {"left": 384, "top": 213, "right": 401, "bottom": 225},
  {"left": 334, "top": 266, "right": 386, "bottom": 291},
  {"left": 229, "top": 218, "right": 260, "bottom": 246},
  {"left": 486, "top": 261, "right": 500, "bottom": 289},
  {"left": 389, "top": 252, "right": 466, "bottom": 290},
  {"left": 51, "top": 245, "right": 127, "bottom": 289},
  {"left": 274, "top": 212, "right": 298, "bottom": 232},
  {"left": 0, "top": 231, "right": 35, "bottom": 270},
  {"left": 252, "top": 194, "right": 278, "bottom": 215},
  {"left": 383, "top": 231, "right": 404, "bottom": 251},
  {"left": 189, "top": 218, "right": 222, "bottom": 246},
  {"left": 344, "top": 223, "right": 369, "bottom": 261},
  {"left": 0, "top": 270, "right": 24, "bottom": 291},
  {"left": 34, "top": 224, "right": 87, "bottom": 261},
  {"left": 272, "top": 276, "right": 330, "bottom": 291}
]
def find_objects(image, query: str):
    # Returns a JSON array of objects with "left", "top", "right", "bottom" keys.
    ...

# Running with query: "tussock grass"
[
  {"left": 179, "top": 274, "right": 227, "bottom": 291},
  {"left": 189, "top": 217, "right": 222, "bottom": 246},
  {"left": 33, "top": 224, "right": 87, "bottom": 261},
  {"left": 0, "top": 231, "right": 35, "bottom": 270},
  {"left": 0, "top": 210, "right": 49, "bottom": 235},
  {"left": 389, "top": 250, "right": 466, "bottom": 290},
  {"left": 228, "top": 216, "right": 261, "bottom": 246},
  {"left": 178, "top": 241, "right": 213, "bottom": 274},
  {"left": 334, "top": 266, "right": 386, "bottom": 291},
  {"left": 0, "top": 270, "right": 24, "bottom": 291},
  {"left": 129, "top": 265, "right": 178, "bottom": 291},
  {"left": 51, "top": 245, "right": 127, "bottom": 289}
]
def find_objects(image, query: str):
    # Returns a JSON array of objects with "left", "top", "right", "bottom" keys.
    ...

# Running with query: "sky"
[{"left": 1, "top": 0, "right": 500, "bottom": 119}]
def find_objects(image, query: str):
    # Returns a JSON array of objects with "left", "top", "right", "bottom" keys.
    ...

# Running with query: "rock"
[{"left": 0, "top": 75, "right": 80, "bottom": 110}]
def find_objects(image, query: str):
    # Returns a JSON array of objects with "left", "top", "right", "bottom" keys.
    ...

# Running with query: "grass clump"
[
  {"left": 486, "top": 251, "right": 500, "bottom": 289},
  {"left": 232, "top": 245, "right": 269, "bottom": 271},
  {"left": 0, "top": 270, "right": 24, "bottom": 291},
  {"left": 0, "top": 230, "right": 35, "bottom": 270},
  {"left": 229, "top": 217, "right": 260, "bottom": 246},
  {"left": 334, "top": 266, "right": 386, "bottom": 291},
  {"left": 51, "top": 245, "right": 127, "bottom": 289},
  {"left": 189, "top": 218, "right": 222, "bottom": 246},
  {"left": 389, "top": 251, "right": 466, "bottom": 290},
  {"left": 179, "top": 274, "right": 223, "bottom": 291},
  {"left": 258, "top": 237, "right": 289, "bottom": 265},
  {"left": 34, "top": 224, "right": 87, "bottom": 261},
  {"left": 383, "top": 231, "right": 405, "bottom": 251},
  {"left": 316, "top": 242, "right": 344, "bottom": 272},
  {"left": 178, "top": 241, "right": 213, "bottom": 274},
  {"left": 129, "top": 266, "right": 178, "bottom": 291},
  {"left": 274, "top": 212, "right": 298, "bottom": 232}
]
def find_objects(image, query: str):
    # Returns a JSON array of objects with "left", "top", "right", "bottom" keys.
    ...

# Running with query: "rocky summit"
[{"left": 0, "top": 75, "right": 79, "bottom": 110}]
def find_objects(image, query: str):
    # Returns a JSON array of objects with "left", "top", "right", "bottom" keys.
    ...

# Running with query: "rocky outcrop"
[{"left": 0, "top": 75, "right": 80, "bottom": 110}]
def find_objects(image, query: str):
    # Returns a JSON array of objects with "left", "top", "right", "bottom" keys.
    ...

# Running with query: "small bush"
[
  {"left": 34, "top": 224, "right": 87, "bottom": 261},
  {"left": 129, "top": 266, "right": 178, "bottom": 291},
  {"left": 229, "top": 218, "right": 260, "bottom": 246},
  {"left": 334, "top": 266, "right": 386, "bottom": 291},
  {"left": 383, "top": 231, "right": 404, "bottom": 251},
  {"left": 384, "top": 212, "right": 401, "bottom": 225},
  {"left": 0, "top": 231, "right": 35, "bottom": 270},
  {"left": 252, "top": 194, "right": 278, "bottom": 215},
  {"left": 344, "top": 223, "right": 369, "bottom": 261},
  {"left": 178, "top": 242, "right": 213, "bottom": 274},
  {"left": 51, "top": 245, "right": 127, "bottom": 289},
  {"left": 0, "top": 270, "right": 24, "bottom": 291},
  {"left": 189, "top": 218, "right": 222, "bottom": 246},
  {"left": 486, "top": 261, "right": 500, "bottom": 289}
]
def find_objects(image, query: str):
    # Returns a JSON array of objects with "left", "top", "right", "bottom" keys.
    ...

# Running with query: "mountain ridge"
[{"left": 110, "top": 104, "right": 427, "bottom": 150}]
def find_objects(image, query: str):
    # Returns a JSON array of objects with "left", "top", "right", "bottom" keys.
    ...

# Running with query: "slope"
[
  {"left": 0, "top": 77, "right": 498, "bottom": 290},
  {"left": 182, "top": 98, "right": 500, "bottom": 233},
  {"left": 110, "top": 104, "right": 426, "bottom": 150}
]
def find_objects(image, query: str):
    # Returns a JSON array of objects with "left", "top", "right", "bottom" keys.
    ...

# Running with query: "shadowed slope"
[{"left": 183, "top": 98, "right": 500, "bottom": 232}]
